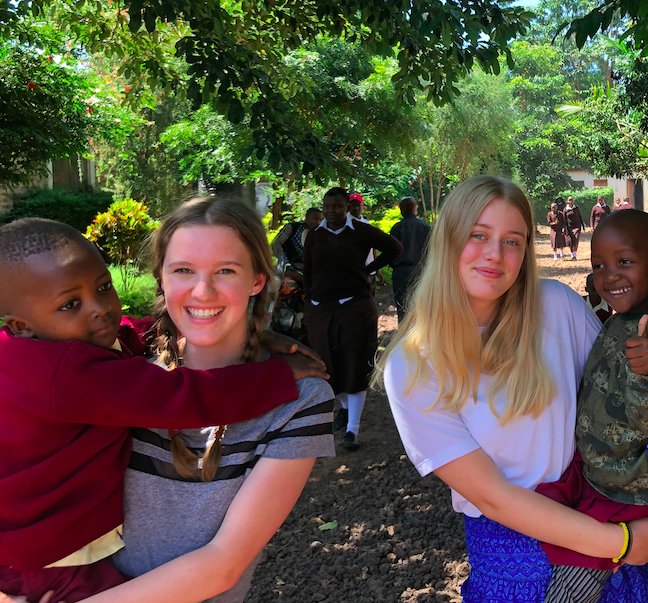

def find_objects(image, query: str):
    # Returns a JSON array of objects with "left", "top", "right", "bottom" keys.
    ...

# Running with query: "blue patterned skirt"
[
  {"left": 598, "top": 564, "right": 648, "bottom": 603},
  {"left": 462, "top": 515, "right": 648, "bottom": 603},
  {"left": 462, "top": 515, "right": 552, "bottom": 602}
]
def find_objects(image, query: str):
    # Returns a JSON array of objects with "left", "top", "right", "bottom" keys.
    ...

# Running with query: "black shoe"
[
  {"left": 341, "top": 431, "right": 359, "bottom": 451},
  {"left": 333, "top": 408, "right": 348, "bottom": 432}
]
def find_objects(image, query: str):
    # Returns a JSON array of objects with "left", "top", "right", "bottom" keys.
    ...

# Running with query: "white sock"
[
  {"left": 337, "top": 393, "right": 349, "bottom": 409},
  {"left": 553, "top": 251, "right": 557, "bottom": 260},
  {"left": 572, "top": 251, "right": 576, "bottom": 258},
  {"left": 560, "top": 251, "right": 564, "bottom": 258},
  {"left": 346, "top": 390, "right": 367, "bottom": 435}
]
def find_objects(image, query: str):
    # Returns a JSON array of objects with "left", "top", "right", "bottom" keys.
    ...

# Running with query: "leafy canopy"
[
  {"left": 1, "top": 0, "right": 533, "bottom": 178},
  {"left": 0, "top": 43, "right": 95, "bottom": 186}
]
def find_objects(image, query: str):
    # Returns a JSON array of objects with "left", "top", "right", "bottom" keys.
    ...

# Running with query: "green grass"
[{"left": 109, "top": 266, "right": 157, "bottom": 318}]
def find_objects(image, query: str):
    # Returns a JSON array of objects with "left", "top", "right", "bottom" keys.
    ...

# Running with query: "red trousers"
[
  {"left": 0, "top": 558, "right": 128, "bottom": 603},
  {"left": 537, "top": 453, "right": 648, "bottom": 570}
]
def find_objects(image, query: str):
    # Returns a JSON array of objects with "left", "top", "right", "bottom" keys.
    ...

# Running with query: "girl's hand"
[{"left": 624, "top": 518, "right": 648, "bottom": 565}]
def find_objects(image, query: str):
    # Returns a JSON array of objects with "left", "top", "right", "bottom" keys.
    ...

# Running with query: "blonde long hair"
[
  {"left": 379, "top": 175, "right": 555, "bottom": 424},
  {"left": 150, "top": 197, "right": 275, "bottom": 481}
]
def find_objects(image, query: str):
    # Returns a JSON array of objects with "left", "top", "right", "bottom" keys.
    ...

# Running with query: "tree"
[
  {"left": 0, "top": 43, "right": 95, "bottom": 186},
  {"left": 562, "top": 0, "right": 648, "bottom": 55},
  {"left": 411, "top": 68, "right": 515, "bottom": 216},
  {"left": 557, "top": 66, "right": 648, "bottom": 179},
  {"left": 525, "top": 0, "right": 623, "bottom": 89},
  {"left": 507, "top": 41, "right": 577, "bottom": 211},
  {"left": 1, "top": 0, "right": 533, "bottom": 179},
  {"left": 161, "top": 38, "right": 420, "bottom": 225}
]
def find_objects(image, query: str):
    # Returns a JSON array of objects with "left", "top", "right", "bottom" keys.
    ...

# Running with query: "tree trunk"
[
  {"left": 427, "top": 158, "right": 435, "bottom": 219},
  {"left": 413, "top": 158, "right": 427, "bottom": 218},
  {"left": 271, "top": 183, "right": 284, "bottom": 230},
  {"left": 434, "top": 158, "right": 445, "bottom": 219}
]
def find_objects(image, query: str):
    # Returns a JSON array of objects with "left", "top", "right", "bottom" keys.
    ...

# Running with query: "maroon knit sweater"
[{"left": 0, "top": 324, "right": 297, "bottom": 570}]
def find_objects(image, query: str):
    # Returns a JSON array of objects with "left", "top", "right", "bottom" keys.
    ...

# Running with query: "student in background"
[
  {"left": 305, "top": 187, "right": 402, "bottom": 451},
  {"left": 389, "top": 196, "right": 431, "bottom": 323},
  {"left": 349, "top": 193, "right": 384, "bottom": 292},
  {"left": 271, "top": 208, "right": 323, "bottom": 267},
  {"left": 582, "top": 273, "right": 613, "bottom": 324},
  {"left": 590, "top": 195, "right": 611, "bottom": 230}
]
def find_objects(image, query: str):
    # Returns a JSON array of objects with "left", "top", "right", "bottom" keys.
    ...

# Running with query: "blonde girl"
[
  {"left": 380, "top": 175, "right": 648, "bottom": 602},
  {"left": 80, "top": 197, "right": 334, "bottom": 603}
]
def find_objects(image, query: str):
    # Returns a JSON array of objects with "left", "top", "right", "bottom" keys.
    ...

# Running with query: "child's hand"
[
  {"left": 280, "top": 352, "right": 329, "bottom": 382},
  {"left": 266, "top": 332, "right": 323, "bottom": 364},
  {"left": 625, "top": 315, "right": 648, "bottom": 375}
]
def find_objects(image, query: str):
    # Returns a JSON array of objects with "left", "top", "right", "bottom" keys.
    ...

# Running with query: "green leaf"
[{"left": 318, "top": 520, "right": 338, "bottom": 531}]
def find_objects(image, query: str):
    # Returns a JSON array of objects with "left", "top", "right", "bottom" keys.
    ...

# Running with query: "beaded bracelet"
[
  {"left": 619, "top": 523, "right": 634, "bottom": 563},
  {"left": 613, "top": 522, "right": 631, "bottom": 563}
]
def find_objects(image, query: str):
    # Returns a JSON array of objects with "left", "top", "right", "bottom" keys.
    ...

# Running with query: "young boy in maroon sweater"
[{"left": 0, "top": 219, "right": 326, "bottom": 603}]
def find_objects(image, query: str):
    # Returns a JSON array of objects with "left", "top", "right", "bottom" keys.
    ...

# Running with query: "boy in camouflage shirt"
[{"left": 538, "top": 210, "right": 648, "bottom": 603}]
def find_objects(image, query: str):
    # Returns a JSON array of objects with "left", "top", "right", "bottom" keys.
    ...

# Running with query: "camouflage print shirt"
[{"left": 576, "top": 313, "right": 648, "bottom": 505}]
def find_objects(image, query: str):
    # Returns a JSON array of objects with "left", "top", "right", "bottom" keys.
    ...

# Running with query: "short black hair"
[
  {"left": 305, "top": 207, "right": 323, "bottom": 216},
  {"left": 0, "top": 218, "right": 87, "bottom": 265},
  {"left": 399, "top": 196, "right": 417, "bottom": 215},
  {"left": 324, "top": 187, "right": 349, "bottom": 203},
  {"left": 592, "top": 209, "right": 648, "bottom": 247}
]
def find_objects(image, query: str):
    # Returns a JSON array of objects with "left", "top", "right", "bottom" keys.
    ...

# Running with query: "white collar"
[
  {"left": 317, "top": 214, "right": 355, "bottom": 234},
  {"left": 586, "top": 297, "right": 610, "bottom": 314}
]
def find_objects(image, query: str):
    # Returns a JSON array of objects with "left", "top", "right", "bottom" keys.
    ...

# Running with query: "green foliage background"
[{"left": 0, "top": 188, "right": 113, "bottom": 231}]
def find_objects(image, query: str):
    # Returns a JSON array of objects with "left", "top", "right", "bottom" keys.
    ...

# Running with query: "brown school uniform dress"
[
  {"left": 547, "top": 210, "right": 566, "bottom": 249},
  {"left": 563, "top": 205, "right": 585, "bottom": 249}
]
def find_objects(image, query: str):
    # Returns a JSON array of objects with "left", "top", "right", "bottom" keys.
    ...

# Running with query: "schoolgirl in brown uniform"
[
  {"left": 547, "top": 202, "right": 566, "bottom": 261},
  {"left": 563, "top": 196, "right": 586, "bottom": 260}
]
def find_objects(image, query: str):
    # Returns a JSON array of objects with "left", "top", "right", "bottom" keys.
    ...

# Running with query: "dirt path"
[{"left": 247, "top": 226, "right": 594, "bottom": 603}]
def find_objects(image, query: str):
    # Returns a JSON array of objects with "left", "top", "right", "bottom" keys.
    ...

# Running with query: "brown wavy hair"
[{"left": 150, "top": 197, "right": 275, "bottom": 481}]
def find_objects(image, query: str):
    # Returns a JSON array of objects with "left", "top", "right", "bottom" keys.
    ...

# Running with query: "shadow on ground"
[{"left": 247, "top": 287, "right": 467, "bottom": 603}]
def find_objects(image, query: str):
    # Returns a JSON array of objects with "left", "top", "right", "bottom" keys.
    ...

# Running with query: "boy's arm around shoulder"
[{"left": 1, "top": 333, "right": 299, "bottom": 428}]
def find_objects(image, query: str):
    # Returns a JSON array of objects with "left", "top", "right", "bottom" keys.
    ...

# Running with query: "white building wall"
[{"left": 567, "top": 170, "right": 637, "bottom": 201}]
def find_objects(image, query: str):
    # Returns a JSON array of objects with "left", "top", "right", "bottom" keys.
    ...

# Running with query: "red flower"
[
  {"left": 125, "top": 86, "right": 131, "bottom": 93},
  {"left": 27, "top": 82, "right": 35, "bottom": 90},
  {"left": 86, "top": 108, "right": 93, "bottom": 114}
]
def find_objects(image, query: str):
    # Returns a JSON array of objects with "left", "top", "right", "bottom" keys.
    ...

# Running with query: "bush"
[
  {"left": 109, "top": 266, "right": 157, "bottom": 318},
  {"left": 0, "top": 188, "right": 113, "bottom": 232},
  {"left": 558, "top": 186, "right": 614, "bottom": 224},
  {"left": 86, "top": 199, "right": 159, "bottom": 294}
]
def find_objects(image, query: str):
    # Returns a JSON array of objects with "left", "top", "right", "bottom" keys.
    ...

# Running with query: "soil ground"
[{"left": 246, "top": 226, "right": 594, "bottom": 603}]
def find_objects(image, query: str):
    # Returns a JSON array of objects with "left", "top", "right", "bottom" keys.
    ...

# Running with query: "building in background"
[
  {"left": 567, "top": 169, "right": 643, "bottom": 211},
  {"left": 0, "top": 157, "right": 96, "bottom": 214}
]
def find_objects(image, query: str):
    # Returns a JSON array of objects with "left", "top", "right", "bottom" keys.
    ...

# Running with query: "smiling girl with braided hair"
[{"left": 79, "top": 197, "right": 335, "bottom": 603}]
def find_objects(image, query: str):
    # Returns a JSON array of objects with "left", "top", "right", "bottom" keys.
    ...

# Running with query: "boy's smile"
[
  {"left": 3, "top": 240, "right": 122, "bottom": 348},
  {"left": 591, "top": 224, "right": 648, "bottom": 316}
]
